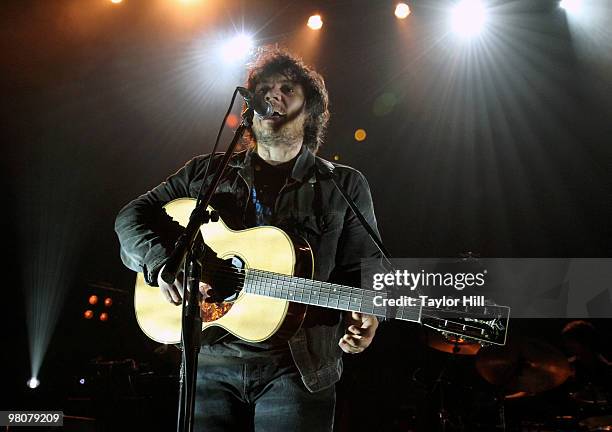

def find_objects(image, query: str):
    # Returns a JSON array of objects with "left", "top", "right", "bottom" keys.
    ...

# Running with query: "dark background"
[{"left": 2, "top": 0, "right": 611, "bottom": 430}]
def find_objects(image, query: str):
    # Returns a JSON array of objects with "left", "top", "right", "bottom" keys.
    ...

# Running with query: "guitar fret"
[
  {"left": 285, "top": 277, "right": 291, "bottom": 301},
  {"left": 350, "top": 287, "right": 359, "bottom": 311},
  {"left": 269, "top": 272, "right": 285, "bottom": 297},
  {"left": 287, "top": 276, "right": 293, "bottom": 301},
  {"left": 277, "top": 275, "right": 283, "bottom": 300},
  {"left": 319, "top": 280, "right": 325, "bottom": 307},
  {"left": 323, "top": 280, "right": 330, "bottom": 307},
  {"left": 267, "top": 272, "right": 272, "bottom": 298},
  {"left": 281, "top": 275, "right": 287, "bottom": 300}
]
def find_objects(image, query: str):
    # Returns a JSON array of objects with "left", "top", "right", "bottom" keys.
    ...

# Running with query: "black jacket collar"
[{"left": 230, "top": 145, "right": 317, "bottom": 185}]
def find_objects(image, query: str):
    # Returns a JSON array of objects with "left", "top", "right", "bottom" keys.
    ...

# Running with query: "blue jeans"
[{"left": 194, "top": 359, "right": 336, "bottom": 432}]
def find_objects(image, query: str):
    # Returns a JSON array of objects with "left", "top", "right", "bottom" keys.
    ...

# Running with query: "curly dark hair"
[{"left": 244, "top": 46, "right": 330, "bottom": 153}]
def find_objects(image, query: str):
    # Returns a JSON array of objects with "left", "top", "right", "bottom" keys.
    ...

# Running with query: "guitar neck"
[{"left": 243, "top": 268, "right": 422, "bottom": 323}]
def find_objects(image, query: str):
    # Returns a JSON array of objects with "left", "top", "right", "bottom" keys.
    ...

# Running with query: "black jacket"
[{"left": 115, "top": 145, "right": 382, "bottom": 392}]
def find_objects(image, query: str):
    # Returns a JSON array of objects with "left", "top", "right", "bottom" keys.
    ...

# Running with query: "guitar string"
[
  {"left": 195, "top": 262, "right": 506, "bottom": 311},
  {"left": 197, "top": 263, "right": 395, "bottom": 315},
  {"left": 196, "top": 261, "right": 507, "bottom": 317},
  {"left": 209, "top": 269, "right": 505, "bottom": 329},
  {"left": 179, "top": 262, "right": 506, "bottom": 336}
]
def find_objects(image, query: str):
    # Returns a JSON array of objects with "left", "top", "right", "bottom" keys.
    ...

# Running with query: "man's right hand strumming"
[{"left": 157, "top": 264, "right": 211, "bottom": 305}]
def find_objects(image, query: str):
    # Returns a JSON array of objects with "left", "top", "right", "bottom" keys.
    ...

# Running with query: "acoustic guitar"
[{"left": 134, "top": 198, "right": 509, "bottom": 346}]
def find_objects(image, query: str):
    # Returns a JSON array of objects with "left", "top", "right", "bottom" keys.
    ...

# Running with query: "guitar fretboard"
[{"left": 243, "top": 268, "right": 422, "bottom": 323}]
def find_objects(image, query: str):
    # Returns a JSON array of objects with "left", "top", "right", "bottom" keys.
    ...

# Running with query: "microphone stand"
[{"left": 167, "top": 107, "right": 254, "bottom": 432}]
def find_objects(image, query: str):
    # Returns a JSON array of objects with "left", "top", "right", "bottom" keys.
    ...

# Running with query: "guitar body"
[{"left": 134, "top": 198, "right": 311, "bottom": 345}]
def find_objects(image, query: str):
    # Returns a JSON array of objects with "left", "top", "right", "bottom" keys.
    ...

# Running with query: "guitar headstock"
[{"left": 420, "top": 304, "right": 510, "bottom": 345}]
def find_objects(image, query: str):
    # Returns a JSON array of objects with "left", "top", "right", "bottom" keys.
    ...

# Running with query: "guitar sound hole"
[
  {"left": 200, "top": 256, "right": 245, "bottom": 323},
  {"left": 229, "top": 256, "right": 245, "bottom": 297},
  {"left": 218, "top": 256, "right": 245, "bottom": 303}
]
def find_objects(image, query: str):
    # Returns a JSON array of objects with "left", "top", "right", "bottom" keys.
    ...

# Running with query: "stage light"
[
  {"left": 354, "top": 129, "right": 367, "bottom": 142},
  {"left": 88, "top": 295, "right": 98, "bottom": 305},
  {"left": 79, "top": 378, "right": 85, "bottom": 385},
  {"left": 84, "top": 310, "right": 94, "bottom": 319},
  {"left": 104, "top": 297, "right": 113, "bottom": 307},
  {"left": 219, "top": 34, "right": 254, "bottom": 64},
  {"left": 450, "top": 0, "right": 487, "bottom": 39},
  {"left": 333, "top": 154, "right": 340, "bottom": 161},
  {"left": 99, "top": 312, "right": 109, "bottom": 322},
  {"left": 559, "top": 0, "right": 584, "bottom": 15},
  {"left": 307, "top": 15, "right": 323, "bottom": 30},
  {"left": 395, "top": 3, "right": 411, "bottom": 19},
  {"left": 110, "top": 0, "right": 122, "bottom": 4},
  {"left": 27, "top": 377, "right": 40, "bottom": 389}
]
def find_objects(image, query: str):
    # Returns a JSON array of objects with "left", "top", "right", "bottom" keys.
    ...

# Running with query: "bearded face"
[{"left": 251, "top": 72, "right": 307, "bottom": 147}]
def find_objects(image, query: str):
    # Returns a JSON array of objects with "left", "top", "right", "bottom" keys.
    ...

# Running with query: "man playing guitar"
[{"left": 115, "top": 46, "right": 381, "bottom": 431}]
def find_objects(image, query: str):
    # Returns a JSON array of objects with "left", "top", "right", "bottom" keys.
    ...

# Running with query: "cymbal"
[
  {"left": 475, "top": 338, "right": 571, "bottom": 394},
  {"left": 570, "top": 384, "right": 611, "bottom": 405},
  {"left": 504, "top": 390, "right": 529, "bottom": 400},
  {"left": 424, "top": 330, "right": 482, "bottom": 355}
]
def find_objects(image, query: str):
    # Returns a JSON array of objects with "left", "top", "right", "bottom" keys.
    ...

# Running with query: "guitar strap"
[{"left": 315, "top": 158, "right": 393, "bottom": 271}]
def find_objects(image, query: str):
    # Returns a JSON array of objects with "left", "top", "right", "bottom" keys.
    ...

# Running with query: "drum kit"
[{"left": 424, "top": 330, "right": 612, "bottom": 431}]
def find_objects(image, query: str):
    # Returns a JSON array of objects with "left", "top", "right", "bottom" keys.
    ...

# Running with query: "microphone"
[{"left": 237, "top": 86, "right": 274, "bottom": 119}]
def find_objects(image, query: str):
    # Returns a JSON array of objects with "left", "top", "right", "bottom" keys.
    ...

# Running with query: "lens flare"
[
  {"left": 220, "top": 34, "right": 254, "bottom": 64},
  {"left": 559, "top": 0, "right": 584, "bottom": 15},
  {"left": 354, "top": 129, "right": 367, "bottom": 141}
]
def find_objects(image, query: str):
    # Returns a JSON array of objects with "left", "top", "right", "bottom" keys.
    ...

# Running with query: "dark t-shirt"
[{"left": 200, "top": 152, "right": 297, "bottom": 364}]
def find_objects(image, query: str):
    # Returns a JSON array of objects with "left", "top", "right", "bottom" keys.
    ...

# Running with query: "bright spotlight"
[
  {"left": 451, "top": 0, "right": 487, "bottom": 39},
  {"left": 307, "top": 15, "right": 323, "bottom": 30},
  {"left": 220, "top": 34, "right": 254, "bottom": 64},
  {"left": 395, "top": 3, "right": 411, "bottom": 19},
  {"left": 27, "top": 377, "right": 40, "bottom": 389},
  {"left": 110, "top": 0, "right": 122, "bottom": 4},
  {"left": 559, "top": 0, "right": 584, "bottom": 15}
]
